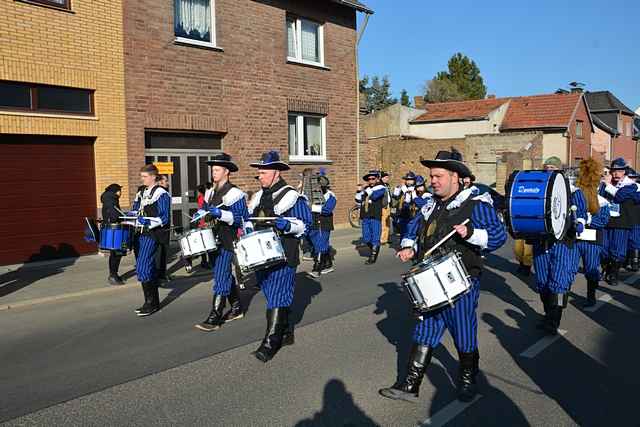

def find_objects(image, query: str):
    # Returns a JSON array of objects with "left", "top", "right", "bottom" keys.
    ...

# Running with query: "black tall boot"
[
  {"left": 544, "top": 293, "right": 566, "bottom": 335},
  {"left": 583, "top": 279, "right": 598, "bottom": 308},
  {"left": 365, "top": 246, "right": 380, "bottom": 265},
  {"left": 253, "top": 307, "right": 289, "bottom": 363},
  {"left": 630, "top": 249, "right": 640, "bottom": 272},
  {"left": 224, "top": 285, "right": 244, "bottom": 323},
  {"left": 134, "top": 282, "right": 152, "bottom": 314},
  {"left": 536, "top": 291, "right": 551, "bottom": 329},
  {"left": 379, "top": 344, "right": 432, "bottom": 403},
  {"left": 310, "top": 255, "right": 322, "bottom": 278},
  {"left": 137, "top": 282, "right": 160, "bottom": 317},
  {"left": 195, "top": 294, "right": 226, "bottom": 331},
  {"left": 320, "top": 253, "right": 335, "bottom": 275},
  {"left": 607, "top": 261, "right": 620, "bottom": 286},
  {"left": 458, "top": 351, "right": 478, "bottom": 402}
]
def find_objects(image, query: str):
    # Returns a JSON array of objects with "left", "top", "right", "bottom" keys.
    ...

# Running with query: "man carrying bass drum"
[{"left": 380, "top": 149, "right": 506, "bottom": 403}]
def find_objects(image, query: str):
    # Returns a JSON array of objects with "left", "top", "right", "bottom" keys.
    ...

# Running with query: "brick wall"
[
  {"left": 567, "top": 97, "right": 592, "bottom": 165},
  {"left": 123, "top": 0, "right": 359, "bottom": 224},
  {"left": 0, "top": 0, "right": 129, "bottom": 206},
  {"left": 611, "top": 114, "right": 637, "bottom": 168}
]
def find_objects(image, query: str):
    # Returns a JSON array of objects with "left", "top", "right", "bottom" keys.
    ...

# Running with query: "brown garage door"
[{"left": 0, "top": 136, "right": 97, "bottom": 265}]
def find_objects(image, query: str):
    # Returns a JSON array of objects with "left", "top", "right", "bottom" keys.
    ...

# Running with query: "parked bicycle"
[{"left": 348, "top": 204, "right": 361, "bottom": 228}]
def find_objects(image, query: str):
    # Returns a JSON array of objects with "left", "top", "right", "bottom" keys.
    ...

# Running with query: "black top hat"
[
  {"left": 206, "top": 152, "right": 238, "bottom": 172},
  {"left": 610, "top": 157, "right": 629, "bottom": 171},
  {"left": 249, "top": 151, "right": 290, "bottom": 171},
  {"left": 420, "top": 149, "right": 471, "bottom": 178},
  {"left": 362, "top": 169, "right": 381, "bottom": 181}
]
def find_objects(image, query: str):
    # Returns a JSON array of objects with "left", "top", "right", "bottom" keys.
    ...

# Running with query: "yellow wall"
[
  {"left": 541, "top": 132, "right": 568, "bottom": 165},
  {"left": 0, "top": 0, "right": 128, "bottom": 205}
]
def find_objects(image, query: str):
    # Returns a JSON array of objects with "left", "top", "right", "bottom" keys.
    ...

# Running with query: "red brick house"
[{"left": 123, "top": 0, "right": 372, "bottom": 232}]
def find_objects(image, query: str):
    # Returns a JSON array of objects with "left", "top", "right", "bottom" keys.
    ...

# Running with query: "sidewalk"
[{"left": 0, "top": 228, "right": 362, "bottom": 310}]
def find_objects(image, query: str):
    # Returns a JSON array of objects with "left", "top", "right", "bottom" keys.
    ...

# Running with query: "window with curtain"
[
  {"left": 576, "top": 120, "right": 583, "bottom": 138},
  {"left": 288, "top": 113, "right": 326, "bottom": 160},
  {"left": 175, "top": 0, "right": 215, "bottom": 45},
  {"left": 286, "top": 16, "right": 323, "bottom": 66}
]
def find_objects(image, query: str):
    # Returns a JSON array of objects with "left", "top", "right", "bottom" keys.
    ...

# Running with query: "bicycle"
[{"left": 348, "top": 204, "right": 361, "bottom": 228}]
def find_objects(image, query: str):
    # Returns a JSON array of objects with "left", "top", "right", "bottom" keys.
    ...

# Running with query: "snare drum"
[
  {"left": 234, "top": 229, "right": 286, "bottom": 274},
  {"left": 402, "top": 252, "right": 472, "bottom": 312},
  {"left": 180, "top": 228, "right": 218, "bottom": 258},
  {"left": 506, "top": 170, "right": 570, "bottom": 241},
  {"left": 99, "top": 223, "right": 133, "bottom": 252}
]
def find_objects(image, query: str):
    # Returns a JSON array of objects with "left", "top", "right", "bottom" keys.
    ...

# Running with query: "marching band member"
[
  {"left": 531, "top": 157, "right": 583, "bottom": 335},
  {"left": 411, "top": 175, "right": 431, "bottom": 211},
  {"left": 309, "top": 171, "right": 337, "bottom": 278},
  {"left": 355, "top": 170, "right": 386, "bottom": 265},
  {"left": 155, "top": 175, "right": 172, "bottom": 285},
  {"left": 574, "top": 158, "right": 610, "bottom": 308},
  {"left": 380, "top": 171, "right": 392, "bottom": 245},
  {"left": 625, "top": 168, "right": 640, "bottom": 272},
  {"left": 130, "top": 184, "right": 146, "bottom": 261},
  {"left": 380, "top": 149, "right": 506, "bottom": 403},
  {"left": 134, "top": 164, "right": 171, "bottom": 317},
  {"left": 195, "top": 153, "right": 249, "bottom": 332},
  {"left": 100, "top": 183, "right": 125, "bottom": 286},
  {"left": 392, "top": 171, "right": 417, "bottom": 237},
  {"left": 598, "top": 158, "right": 639, "bottom": 286},
  {"left": 247, "top": 151, "right": 312, "bottom": 363}
]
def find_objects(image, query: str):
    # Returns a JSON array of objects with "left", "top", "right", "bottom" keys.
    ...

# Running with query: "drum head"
[{"left": 548, "top": 172, "right": 569, "bottom": 240}]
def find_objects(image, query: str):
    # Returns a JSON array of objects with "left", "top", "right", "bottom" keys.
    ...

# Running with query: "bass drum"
[{"left": 505, "top": 170, "right": 570, "bottom": 241}]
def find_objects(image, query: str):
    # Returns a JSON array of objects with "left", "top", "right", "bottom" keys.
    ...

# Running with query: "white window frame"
[
  {"left": 288, "top": 113, "right": 327, "bottom": 162},
  {"left": 286, "top": 16, "right": 324, "bottom": 67},
  {"left": 174, "top": 0, "right": 218, "bottom": 49}
]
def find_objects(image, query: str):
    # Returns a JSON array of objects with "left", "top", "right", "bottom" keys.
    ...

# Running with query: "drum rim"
[
  {"left": 100, "top": 223, "right": 132, "bottom": 230},
  {"left": 402, "top": 251, "right": 462, "bottom": 278}
]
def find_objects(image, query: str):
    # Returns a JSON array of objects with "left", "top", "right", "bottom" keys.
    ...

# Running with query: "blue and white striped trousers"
[
  {"left": 309, "top": 229, "right": 331, "bottom": 255},
  {"left": 361, "top": 218, "right": 382, "bottom": 246},
  {"left": 533, "top": 242, "right": 579, "bottom": 294},
  {"left": 413, "top": 278, "right": 480, "bottom": 352},
  {"left": 256, "top": 265, "right": 296, "bottom": 309},
  {"left": 136, "top": 235, "right": 157, "bottom": 283},
  {"left": 629, "top": 225, "right": 640, "bottom": 251},
  {"left": 602, "top": 228, "right": 630, "bottom": 262},
  {"left": 211, "top": 248, "right": 236, "bottom": 296},
  {"left": 576, "top": 241, "right": 602, "bottom": 282}
]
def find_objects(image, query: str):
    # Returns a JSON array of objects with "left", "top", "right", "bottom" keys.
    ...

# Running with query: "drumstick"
[
  {"left": 423, "top": 219, "right": 471, "bottom": 258},
  {"left": 189, "top": 203, "right": 224, "bottom": 223},
  {"left": 248, "top": 217, "right": 297, "bottom": 221}
]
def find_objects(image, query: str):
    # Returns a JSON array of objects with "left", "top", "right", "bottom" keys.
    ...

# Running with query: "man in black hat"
[
  {"left": 195, "top": 153, "right": 249, "bottom": 332},
  {"left": 392, "top": 171, "right": 417, "bottom": 238},
  {"left": 355, "top": 170, "right": 387, "bottom": 264},
  {"left": 379, "top": 149, "right": 507, "bottom": 403},
  {"left": 246, "top": 151, "right": 312, "bottom": 362}
]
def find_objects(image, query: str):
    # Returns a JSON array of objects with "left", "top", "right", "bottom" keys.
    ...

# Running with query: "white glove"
[{"left": 311, "top": 204, "right": 322, "bottom": 213}]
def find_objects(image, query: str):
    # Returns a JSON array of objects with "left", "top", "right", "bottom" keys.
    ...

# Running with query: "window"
[
  {"left": 576, "top": 120, "right": 583, "bottom": 138},
  {"left": 23, "top": 0, "right": 71, "bottom": 10},
  {"left": 288, "top": 113, "right": 326, "bottom": 161},
  {"left": 174, "top": 0, "right": 216, "bottom": 47},
  {"left": 625, "top": 122, "right": 632, "bottom": 137},
  {"left": 0, "top": 81, "right": 93, "bottom": 115},
  {"left": 287, "top": 16, "right": 324, "bottom": 66}
]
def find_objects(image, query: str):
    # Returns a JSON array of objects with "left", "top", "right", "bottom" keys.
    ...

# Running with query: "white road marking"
[
  {"left": 519, "top": 330, "right": 568, "bottom": 358},
  {"left": 583, "top": 294, "right": 613, "bottom": 313},
  {"left": 419, "top": 395, "right": 482, "bottom": 427}
]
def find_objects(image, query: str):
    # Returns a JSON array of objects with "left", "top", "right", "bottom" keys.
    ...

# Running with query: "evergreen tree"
[
  {"left": 400, "top": 89, "right": 411, "bottom": 107},
  {"left": 424, "top": 53, "right": 487, "bottom": 103},
  {"left": 359, "top": 74, "right": 397, "bottom": 112}
]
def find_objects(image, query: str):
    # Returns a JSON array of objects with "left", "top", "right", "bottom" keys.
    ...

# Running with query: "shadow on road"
[
  {"left": 290, "top": 273, "right": 322, "bottom": 327},
  {"left": 294, "top": 378, "right": 379, "bottom": 427}
]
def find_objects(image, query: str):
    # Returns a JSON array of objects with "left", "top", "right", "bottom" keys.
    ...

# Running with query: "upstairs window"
[
  {"left": 0, "top": 81, "right": 93, "bottom": 115},
  {"left": 288, "top": 113, "right": 326, "bottom": 161},
  {"left": 576, "top": 120, "right": 583, "bottom": 138},
  {"left": 287, "top": 16, "right": 324, "bottom": 66},
  {"left": 175, "top": 0, "right": 216, "bottom": 47}
]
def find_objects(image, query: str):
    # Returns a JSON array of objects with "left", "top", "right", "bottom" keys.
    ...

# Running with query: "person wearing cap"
[
  {"left": 598, "top": 157, "right": 640, "bottom": 285},
  {"left": 355, "top": 170, "right": 387, "bottom": 264},
  {"left": 392, "top": 171, "right": 417, "bottom": 238},
  {"left": 530, "top": 157, "right": 585, "bottom": 334},
  {"left": 133, "top": 164, "right": 171, "bottom": 317},
  {"left": 624, "top": 168, "right": 640, "bottom": 272},
  {"left": 194, "top": 153, "right": 249, "bottom": 332},
  {"left": 100, "top": 183, "right": 126, "bottom": 286},
  {"left": 380, "top": 149, "right": 506, "bottom": 403},
  {"left": 308, "top": 170, "right": 337, "bottom": 277},
  {"left": 246, "top": 151, "right": 312, "bottom": 362},
  {"left": 380, "top": 171, "right": 392, "bottom": 245}
]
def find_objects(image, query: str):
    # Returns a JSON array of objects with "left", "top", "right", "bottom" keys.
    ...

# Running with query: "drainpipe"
[{"left": 355, "top": 12, "right": 371, "bottom": 181}]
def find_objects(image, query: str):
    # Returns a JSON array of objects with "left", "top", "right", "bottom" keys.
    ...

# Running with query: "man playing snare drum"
[
  {"left": 246, "top": 151, "right": 312, "bottom": 363},
  {"left": 380, "top": 149, "right": 506, "bottom": 403},
  {"left": 194, "top": 153, "right": 249, "bottom": 332}
]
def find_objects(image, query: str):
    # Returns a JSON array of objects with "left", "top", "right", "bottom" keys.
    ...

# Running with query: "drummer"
[
  {"left": 194, "top": 153, "right": 249, "bottom": 332},
  {"left": 380, "top": 149, "right": 506, "bottom": 403},
  {"left": 134, "top": 164, "right": 171, "bottom": 317},
  {"left": 246, "top": 150, "right": 312, "bottom": 362},
  {"left": 531, "top": 157, "right": 584, "bottom": 334},
  {"left": 309, "top": 170, "right": 337, "bottom": 278},
  {"left": 100, "top": 183, "right": 126, "bottom": 286}
]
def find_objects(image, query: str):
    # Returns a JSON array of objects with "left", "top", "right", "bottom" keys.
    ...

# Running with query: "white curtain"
[
  {"left": 304, "top": 117, "right": 322, "bottom": 156},
  {"left": 175, "top": 0, "right": 211, "bottom": 42},
  {"left": 288, "top": 116, "right": 298, "bottom": 156},
  {"left": 301, "top": 20, "right": 319, "bottom": 62},
  {"left": 287, "top": 19, "right": 298, "bottom": 58}
]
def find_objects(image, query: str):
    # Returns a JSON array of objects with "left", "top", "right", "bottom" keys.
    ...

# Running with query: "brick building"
[
  {"left": 0, "top": 0, "right": 128, "bottom": 265},
  {"left": 123, "top": 0, "right": 372, "bottom": 236}
]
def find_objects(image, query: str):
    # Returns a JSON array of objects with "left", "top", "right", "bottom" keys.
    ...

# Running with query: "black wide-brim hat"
[
  {"left": 206, "top": 152, "right": 238, "bottom": 172},
  {"left": 402, "top": 171, "right": 417, "bottom": 180},
  {"left": 610, "top": 157, "right": 629, "bottom": 171},
  {"left": 420, "top": 150, "right": 472, "bottom": 178},
  {"left": 362, "top": 170, "right": 380, "bottom": 181},
  {"left": 249, "top": 150, "right": 290, "bottom": 171}
]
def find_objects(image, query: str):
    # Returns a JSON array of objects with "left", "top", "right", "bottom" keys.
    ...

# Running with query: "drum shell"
[
  {"left": 234, "top": 229, "right": 286, "bottom": 274},
  {"left": 180, "top": 228, "right": 217, "bottom": 257},
  {"left": 99, "top": 224, "right": 133, "bottom": 252}
]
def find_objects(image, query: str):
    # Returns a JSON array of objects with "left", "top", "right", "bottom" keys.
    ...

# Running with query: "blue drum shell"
[
  {"left": 99, "top": 224, "right": 131, "bottom": 251},
  {"left": 507, "top": 170, "right": 551, "bottom": 238}
]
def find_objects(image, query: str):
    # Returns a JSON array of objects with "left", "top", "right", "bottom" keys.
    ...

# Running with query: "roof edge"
[{"left": 331, "top": 0, "right": 374, "bottom": 14}]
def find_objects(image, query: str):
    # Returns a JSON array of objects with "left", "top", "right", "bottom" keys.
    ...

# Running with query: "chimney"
[
  {"left": 570, "top": 87, "right": 584, "bottom": 94},
  {"left": 487, "top": 94, "right": 496, "bottom": 99},
  {"left": 414, "top": 96, "right": 425, "bottom": 109}
]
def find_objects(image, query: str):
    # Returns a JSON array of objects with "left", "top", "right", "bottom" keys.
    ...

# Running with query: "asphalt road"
[{"left": 1, "top": 236, "right": 639, "bottom": 426}]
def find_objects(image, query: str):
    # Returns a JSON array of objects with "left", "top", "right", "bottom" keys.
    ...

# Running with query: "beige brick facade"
[{"left": 0, "top": 0, "right": 129, "bottom": 206}]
